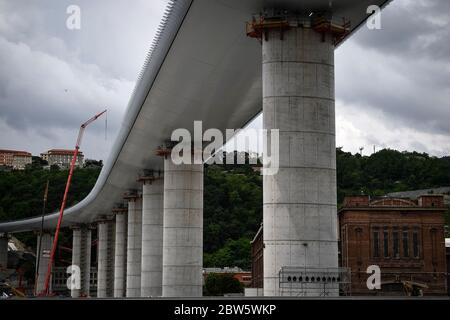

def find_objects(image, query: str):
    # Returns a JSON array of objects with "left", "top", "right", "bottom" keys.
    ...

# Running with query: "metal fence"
[
  {"left": 279, "top": 267, "right": 352, "bottom": 297},
  {"left": 52, "top": 266, "right": 97, "bottom": 296}
]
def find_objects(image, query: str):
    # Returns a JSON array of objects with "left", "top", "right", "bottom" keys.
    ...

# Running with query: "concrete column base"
[
  {"left": 35, "top": 232, "right": 54, "bottom": 294},
  {"left": 141, "top": 176, "right": 164, "bottom": 297},
  {"left": 162, "top": 158, "right": 203, "bottom": 297},
  {"left": 71, "top": 226, "right": 92, "bottom": 298},
  {"left": 97, "top": 220, "right": 115, "bottom": 298},
  {"left": 261, "top": 19, "right": 338, "bottom": 296},
  {"left": 114, "top": 208, "right": 128, "bottom": 298},
  {"left": 126, "top": 195, "right": 142, "bottom": 297}
]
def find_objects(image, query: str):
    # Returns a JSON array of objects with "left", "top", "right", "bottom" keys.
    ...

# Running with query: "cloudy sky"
[{"left": 0, "top": 0, "right": 449, "bottom": 161}]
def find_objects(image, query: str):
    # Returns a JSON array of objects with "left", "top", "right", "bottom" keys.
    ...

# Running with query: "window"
[
  {"left": 413, "top": 231, "right": 419, "bottom": 258},
  {"left": 402, "top": 229, "right": 409, "bottom": 258},
  {"left": 355, "top": 227, "right": 363, "bottom": 265},
  {"left": 393, "top": 231, "right": 400, "bottom": 258},
  {"left": 373, "top": 231, "right": 380, "bottom": 258},
  {"left": 430, "top": 228, "right": 437, "bottom": 264},
  {"left": 383, "top": 229, "right": 389, "bottom": 258}
]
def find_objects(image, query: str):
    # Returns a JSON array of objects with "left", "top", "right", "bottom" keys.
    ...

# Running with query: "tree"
[
  {"left": 204, "top": 237, "right": 251, "bottom": 269},
  {"left": 204, "top": 273, "right": 243, "bottom": 296}
]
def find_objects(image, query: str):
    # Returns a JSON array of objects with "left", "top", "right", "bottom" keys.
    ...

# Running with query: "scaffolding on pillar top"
[
  {"left": 246, "top": 10, "right": 350, "bottom": 45},
  {"left": 137, "top": 169, "right": 164, "bottom": 184},
  {"left": 123, "top": 190, "right": 142, "bottom": 201},
  {"left": 156, "top": 140, "right": 177, "bottom": 158},
  {"left": 111, "top": 206, "right": 128, "bottom": 214}
]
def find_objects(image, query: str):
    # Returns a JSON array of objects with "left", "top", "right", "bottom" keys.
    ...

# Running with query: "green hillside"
[{"left": 0, "top": 149, "right": 449, "bottom": 269}]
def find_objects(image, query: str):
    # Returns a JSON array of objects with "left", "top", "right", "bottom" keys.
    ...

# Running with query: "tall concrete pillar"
[
  {"left": 97, "top": 219, "right": 115, "bottom": 298},
  {"left": 125, "top": 194, "right": 142, "bottom": 297},
  {"left": 71, "top": 226, "right": 92, "bottom": 298},
  {"left": 162, "top": 155, "right": 203, "bottom": 297},
  {"left": 35, "top": 232, "right": 53, "bottom": 294},
  {"left": 261, "top": 17, "right": 338, "bottom": 296},
  {"left": 113, "top": 207, "right": 128, "bottom": 298},
  {"left": 0, "top": 233, "right": 8, "bottom": 270},
  {"left": 139, "top": 173, "right": 164, "bottom": 297}
]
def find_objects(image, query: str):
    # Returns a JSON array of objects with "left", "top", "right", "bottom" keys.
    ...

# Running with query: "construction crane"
[{"left": 41, "top": 109, "right": 107, "bottom": 296}]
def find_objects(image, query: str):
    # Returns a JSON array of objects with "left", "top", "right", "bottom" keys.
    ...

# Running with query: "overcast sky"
[{"left": 0, "top": 0, "right": 449, "bottom": 161}]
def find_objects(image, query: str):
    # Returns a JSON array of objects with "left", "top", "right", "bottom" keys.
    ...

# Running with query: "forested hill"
[
  {"left": 0, "top": 149, "right": 449, "bottom": 269},
  {"left": 336, "top": 148, "right": 450, "bottom": 203},
  {"left": 0, "top": 166, "right": 101, "bottom": 222}
]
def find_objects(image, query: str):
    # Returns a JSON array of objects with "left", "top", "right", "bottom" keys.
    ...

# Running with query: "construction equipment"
[
  {"left": 312, "top": 15, "right": 351, "bottom": 45},
  {"left": 402, "top": 280, "right": 428, "bottom": 296},
  {"left": 246, "top": 15, "right": 290, "bottom": 41},
  {"left": 41, "top": 110, "right": 107, "bottom": 296},
  {"left": 246, "top": 12, "right": 350, "bottom": 45},
  {"left": 1, "top": 282, "right": 26, "bottom": 298}
]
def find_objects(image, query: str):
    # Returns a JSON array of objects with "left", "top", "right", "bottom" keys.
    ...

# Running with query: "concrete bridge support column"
[
  {"left": 113, "top": 207, "right": 128, "bottom": 297},
  {"left": 140, "top": 173, "right": 164, "bottom": 297},
  {"left": 162, "top": 155, "right": 203, "bottom": 297},
  {"left": 97, "top": 219, "right": 115, "bottom": 298},
  {"left": 71, "top": 226, "right": 92, "bottom": 298},
  {"left": 35, "top": 232, "right": 53, "bottom": 294},
  {"left": 126, "top": 194, "right": 142, "bottom": 297},
  {"left": 0, "top": 233, "right": 8, "bottom": 270},
  {"left": 261, "top": 19, "right": 338, "bottom": 296}
]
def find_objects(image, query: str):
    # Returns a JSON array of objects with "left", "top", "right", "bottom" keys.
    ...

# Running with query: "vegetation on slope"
[{"left": 0, "top": 149, "right": 449, "bottom": 269}]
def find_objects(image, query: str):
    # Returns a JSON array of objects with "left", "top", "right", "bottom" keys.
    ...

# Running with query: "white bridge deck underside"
[{"left": 0, "top": 0, "right": 391, "bottom": 233}]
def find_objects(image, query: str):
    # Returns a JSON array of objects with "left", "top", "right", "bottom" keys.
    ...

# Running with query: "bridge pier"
[
  {"left": 0, "top": 233, "right": 8, "bottom": 270},
  {"left": 139, "top": 172, "right": 164, "bottom": 297},
  {"left": 162, "top": 154, "right": 203, "bottom": 297},
  {"left": 71, "top": 225, "right": 92, "bottom": 298},
  {"left": 259, "top": 14, "right": 339, "bottom": 296},
  {"left": 113, "top": 207, "right": 128, "bottom": 298},
  {"left": 97, "top": 219, "right": 115, "bottom": 298},
  {"left": 125, "top": 193, "right": 142, "bottom": 297},
  {"left": 35, "top": 232, "right": 53, "bottom": 294}
]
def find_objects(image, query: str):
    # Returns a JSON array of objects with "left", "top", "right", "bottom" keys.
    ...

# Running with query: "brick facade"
[
  {"left": 250, "top": 224, "right": 263, "bottom": 288},
  {"left": 339, "top": 195, "right": 448, "bottom": 296}
]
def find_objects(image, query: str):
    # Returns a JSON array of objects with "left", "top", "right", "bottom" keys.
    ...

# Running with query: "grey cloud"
[
  {"left": 0, "top": 0, "right": 167, "bottom": 159},
  {"left": 354, "top": 0, "right": 450, "bottom": 62},
  {"left": 336, "top": 0, "right": 450, "bottom": 145}
]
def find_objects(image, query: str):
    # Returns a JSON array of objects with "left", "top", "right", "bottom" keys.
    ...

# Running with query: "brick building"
[
  {"left": 41, "top": 149, "right": 84, "bottom": 168},
  {"left": 0, "top": 149, "right": 32, "bottom": 170},
  {"left": 447, "top": 239, "right": 450, "bottom": 295},
  {"left": 203, "top": 267, "right": 252, "bottom": 287},
  {"left": 339, "top": 195, "right": 448, "bottom": 296},
  {"left": 250, "top": 224, "right": 263, "bottom": 289}
]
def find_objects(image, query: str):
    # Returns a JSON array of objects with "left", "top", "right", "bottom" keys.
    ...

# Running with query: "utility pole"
[{"left": 41, "top": 109, "right": 107, "bottom": 296}]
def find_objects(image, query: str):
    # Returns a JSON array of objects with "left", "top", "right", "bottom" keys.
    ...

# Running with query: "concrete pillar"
[
  {"left": 126, "top": 195, "right": 142, "bottom": 297},
  {"left": 71, "top": 228, "right": 82, "bottom": 298},
  {"left": 35, "top": 232, "right": 53, "bottom": 294},
  {"left": 97, "top": 219, "right": 115, "bottom": 298},
  {"left": 140, "top": 174, "right": 164, "bottom": 297},
  {"left": 71, "top": 226, "right": 92, "bottom": 298},
  {"left": 83, "top": 228, "right": 92, "bottom": 297},
  {"left": 262, "top": 20, "right": 338, "bottom": 296},
  {"left": 162, "top": 156, "right": 203, "bottom": 297},
  {"left": 113, "top": 208, "right": 128, "bottom": 298},
  {"left": 0, "top": 233, "right": 8, "bottom": 270}
]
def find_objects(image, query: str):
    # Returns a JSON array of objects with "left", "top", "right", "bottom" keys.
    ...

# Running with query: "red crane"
[{"left": 41, "top": 109, "right": 107, "bottom": 296}]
